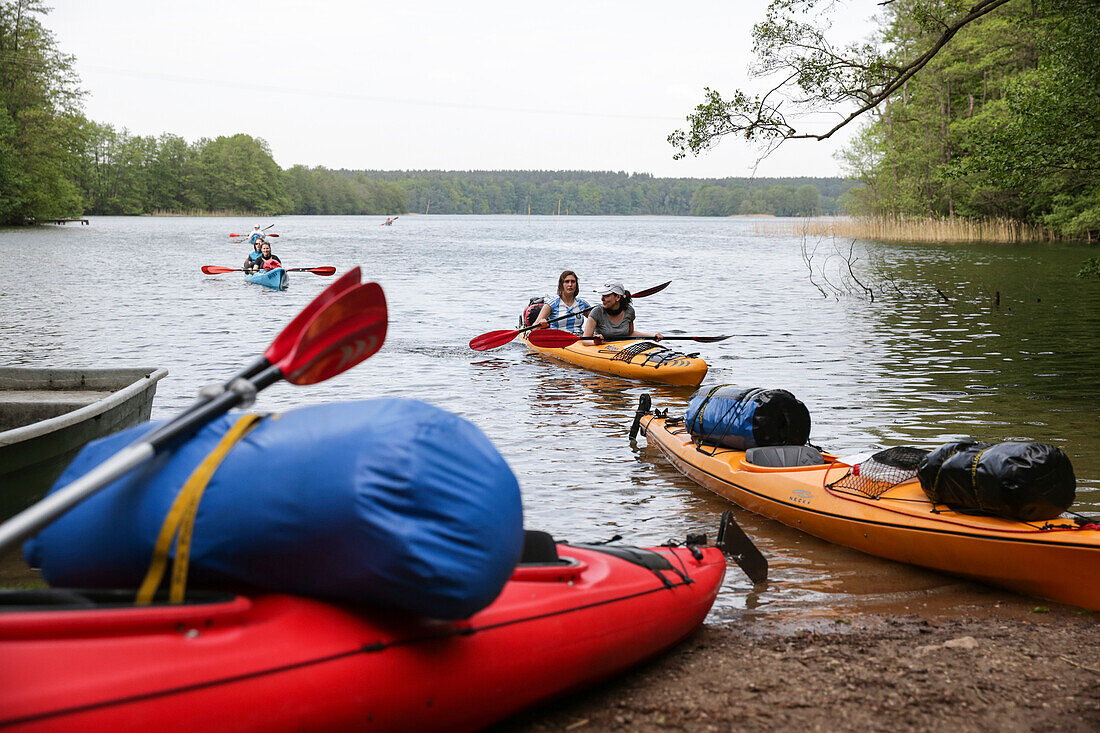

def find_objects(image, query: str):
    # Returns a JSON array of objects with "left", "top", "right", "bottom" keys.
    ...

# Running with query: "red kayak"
[{"left": 0, "top": 536, "right": 728, "bottom": 732}]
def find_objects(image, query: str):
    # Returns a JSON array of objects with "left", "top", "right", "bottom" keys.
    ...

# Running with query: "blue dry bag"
[
  {"left": 685, "top": 385, "right": 811, "bottom": 450},
  {"left": 26, "top": 399, "right": 525, "bottom": 619}
]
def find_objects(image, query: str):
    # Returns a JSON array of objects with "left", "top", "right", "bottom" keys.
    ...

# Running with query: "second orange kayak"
[
  {"left": 636, "top": 395, "right": 1100, "bottom": 610},
  {"left": 521, "top": 333, "right": 708, "bottom": 386}
]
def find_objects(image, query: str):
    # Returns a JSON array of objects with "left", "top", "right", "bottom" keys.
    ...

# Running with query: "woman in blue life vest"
[
  {"left": 582, "top": 279, "right": 663, "bottom": 343},
  {"left": 243, "top": 240, "right": 264, "bottom": 272},
  {"left": 532, "top": 270, "right": 591, "bottom": 335}
]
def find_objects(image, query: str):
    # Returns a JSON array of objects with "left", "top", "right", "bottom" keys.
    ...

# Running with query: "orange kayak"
[
  {"left": 636, "top": 398, "right": 1100, "bottom": 610},
  {"left": 521, "top": 333, "right": 707, "bottom": 387}
]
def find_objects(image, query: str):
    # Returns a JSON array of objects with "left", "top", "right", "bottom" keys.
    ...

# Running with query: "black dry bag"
[{"left": 917, "top": 441, "right": 1076, "bottom": 521}]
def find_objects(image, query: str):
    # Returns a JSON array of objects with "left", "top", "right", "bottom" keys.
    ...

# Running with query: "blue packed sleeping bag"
[
  {"left": 686, "top": 385, "right": 811, "bottom": 450},
  {"left": 25, "top": 399, "right": 525, "bottom": 620}
]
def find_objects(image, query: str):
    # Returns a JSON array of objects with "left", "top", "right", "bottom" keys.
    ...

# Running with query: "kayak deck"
[
  {"left": 521, "top": 333, "right": 707, "bottom": 386},
  {"left": 639, "top": 410, "right": 1100, "bottom": 610}
]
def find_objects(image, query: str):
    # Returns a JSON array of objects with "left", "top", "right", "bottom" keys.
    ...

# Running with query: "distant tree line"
[
  {"left": 0, "top": 1, "right": 852, "bottom": 224},
  {"left": 349, "top": 170, "right": 851, "bottom": 216}
]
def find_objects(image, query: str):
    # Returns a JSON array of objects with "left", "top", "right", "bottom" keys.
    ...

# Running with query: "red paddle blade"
[
  {"left": 263, "top": 267, "right": 362, "bottom": 365},
  {"left": 286, "top": 312, "right": 387, "bottom": 385},
  {"left": 296, "top": 266, "right": 336, "bottom": 276},
  {"left": 469, "top": 329, "right": 521, "bottom": 351},
  {"left": 266, "top": 233, "right": 279, "bottom": 237},
  {"left": 201, "top": 265, "right": 238, "bottom": 274},
  {"left": 229, "top": 233, "right": 241, "bottom": 237},
  {"left": 527, "top": 329, "right": 580, "bottom": 348},
  {"left": 633, "top": 280, "right": 671, "bottom": 298},
  {"left": 279, "top": 282, "right": 388, "bottom": 385}
]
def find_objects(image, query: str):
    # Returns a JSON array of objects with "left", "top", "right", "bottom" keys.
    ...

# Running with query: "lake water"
[{"left": 2, "top": 215, "right": 1098, "bottom": 620}]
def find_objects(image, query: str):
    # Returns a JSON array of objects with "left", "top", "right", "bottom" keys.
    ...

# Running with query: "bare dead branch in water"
[
  {"left": 843, "top": 241, "right": 875, "bottom": 302},
  {"left": 801, "top": 236, "right": 829, "bottom": 298},
  {"left": 820, "top": 251, "right": 846, "bottom": 299}
]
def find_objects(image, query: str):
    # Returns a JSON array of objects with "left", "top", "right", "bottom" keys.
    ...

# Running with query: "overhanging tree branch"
[{"left": 669, "top": 0, "right": 1017, "bottom": 159}]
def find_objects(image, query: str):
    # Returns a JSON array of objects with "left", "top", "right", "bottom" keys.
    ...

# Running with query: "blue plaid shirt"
[{"left": 547, "top": 296, "right": 591, "bottom": 335}]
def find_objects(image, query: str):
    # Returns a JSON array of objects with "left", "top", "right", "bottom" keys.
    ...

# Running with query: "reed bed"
[{"left": 755, "top": 216, "right": 1057, "bottom": 243}]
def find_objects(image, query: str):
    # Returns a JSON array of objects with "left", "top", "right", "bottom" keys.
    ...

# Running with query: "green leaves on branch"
[
  {"left": 668, "top": 0, "right": 1015, "bottom": 161},
  {"left": 1077, "top": 257, "right": 1100, "bottom": 280},
  {"left": 668, "top": 88, "right": 793, "bottom": 160}
]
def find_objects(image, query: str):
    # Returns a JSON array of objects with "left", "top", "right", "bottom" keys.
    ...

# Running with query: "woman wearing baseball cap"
[{"left": 581, "top": 279, "right": 663, "bottom": 343}]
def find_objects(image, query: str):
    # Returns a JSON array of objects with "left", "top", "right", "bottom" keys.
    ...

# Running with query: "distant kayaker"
[
  {"left": 583, "top": 279, "right": 663, "bottom": 343},
  {"left": 248, "top": 225, "right": 266, "bottom": 245},
  {"left": 532, "top": 270, "right": 591, "bottom": 335}
]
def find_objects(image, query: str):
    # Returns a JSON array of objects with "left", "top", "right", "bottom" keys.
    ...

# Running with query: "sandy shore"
[{"left": 498, "top": 611, "right": 1100, "bottom": 732}]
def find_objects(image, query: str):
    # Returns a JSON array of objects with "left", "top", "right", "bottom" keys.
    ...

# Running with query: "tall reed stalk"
[{"left": 755, "top": 216, "right": 1057, "bottom": 243}]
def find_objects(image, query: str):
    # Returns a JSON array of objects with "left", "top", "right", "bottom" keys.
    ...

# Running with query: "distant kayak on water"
[{"left": 382, "top": 216, "right": 399, "bottom": 226}]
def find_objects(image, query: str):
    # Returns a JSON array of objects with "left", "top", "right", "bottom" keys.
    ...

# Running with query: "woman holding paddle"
[
  {"left": 532, "top": 270, "right": 590, "bottom": 335},
  {"left": 582, "top": 279, "right": 663, "bottom": 343},
  {"left": 245, "top": 242, "right": 281, "bottom": 273}
]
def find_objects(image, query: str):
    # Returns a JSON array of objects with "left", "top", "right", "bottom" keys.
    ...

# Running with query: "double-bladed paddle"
[
  {"left": 202, "top": 265, "right": 336, "bottom": 276},
  {"left": 527, "top": 329, "right": 731, "bottom": 348},
  {"left": 469, "top": 280, "right": 672, "bottom": 351},
  {"left": 0, "top": 267, "right": 387, "bottom": 556}
]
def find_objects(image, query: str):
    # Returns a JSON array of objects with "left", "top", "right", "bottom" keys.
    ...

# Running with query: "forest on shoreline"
[{"left": 2, "top": 1, "right": 1097, "bottom": 239}]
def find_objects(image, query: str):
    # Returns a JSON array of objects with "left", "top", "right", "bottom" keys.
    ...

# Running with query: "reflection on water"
[{"left": 1, "top": 216, "right": 1097, "bottom": 618}]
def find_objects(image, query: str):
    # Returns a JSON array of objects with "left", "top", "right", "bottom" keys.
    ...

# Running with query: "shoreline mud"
[{"left": 500, "top": 610, "right": 1100, "bottom": 732}]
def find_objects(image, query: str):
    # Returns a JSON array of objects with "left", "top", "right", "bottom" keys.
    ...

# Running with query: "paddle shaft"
[
  {"left": 470, "top": 281, "right": 672, "bottom": 351},
  {"left": 0, "top": 272, "right": 387, "bottom": 556},
  {"left": 203, "top": 266, "right": 333, "bottom": 275},
  {"left": 537, "top": 279, "right": 671, "bottom": 330},
  {"left": 530, "top": 280, "right": 670, "bottom": 330},
  {"left": 528, "top": 329, "right": 730, "bottom": 348},
  {"left": 579, "top": 335, "right": 729, "bottom": 342}
]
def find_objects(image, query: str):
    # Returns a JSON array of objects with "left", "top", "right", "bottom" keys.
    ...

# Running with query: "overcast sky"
[{"left": 46, "top": 1, "right": 881, "bottom": 178}]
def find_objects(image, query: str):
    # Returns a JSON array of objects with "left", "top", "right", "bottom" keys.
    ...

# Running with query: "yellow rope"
[{"left": 136, "top": 414, "right": 263, "bottom": 605}]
